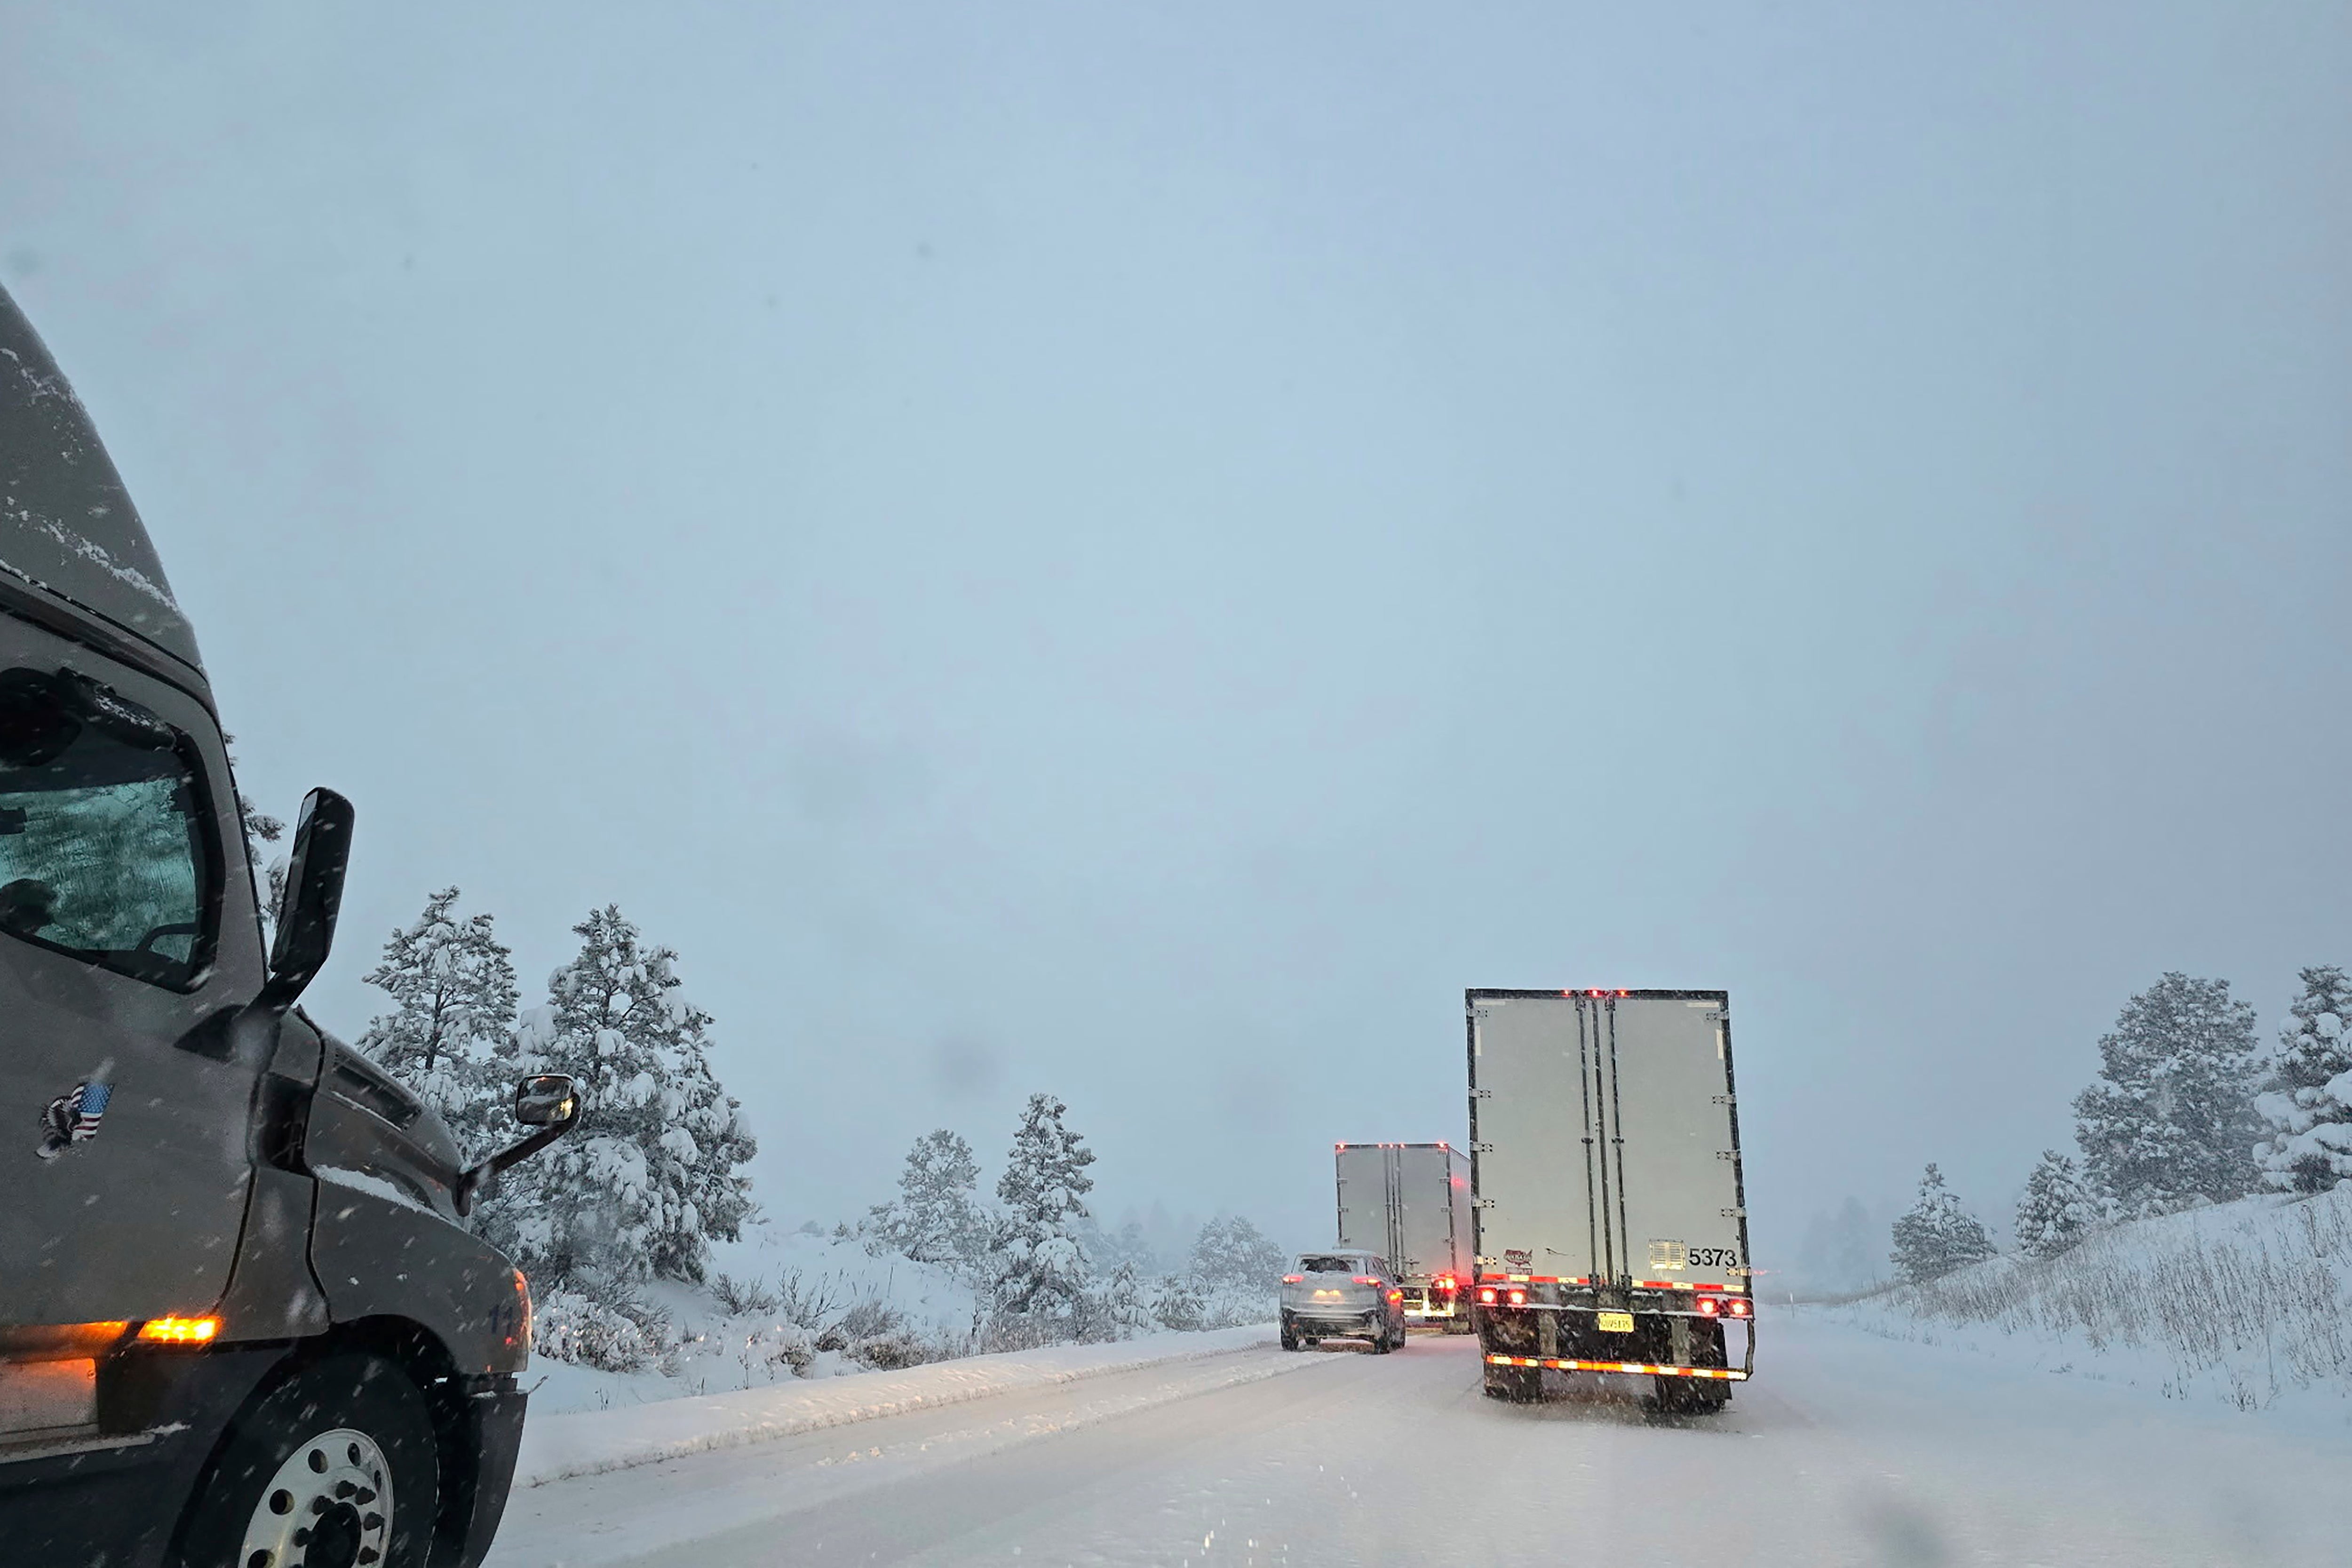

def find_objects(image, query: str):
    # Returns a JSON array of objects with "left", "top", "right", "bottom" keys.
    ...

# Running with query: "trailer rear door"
[{"left": 1467, "top": 991, "right": 1748, "bottom": 1293}]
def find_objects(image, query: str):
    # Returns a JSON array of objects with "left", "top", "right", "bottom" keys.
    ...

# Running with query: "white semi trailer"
[
  {"left": 1333, "top": 1142, "right": 1474, "bottom": 1330},
  {"left": 1466, "top": 989, "right": 1755, "bottom": 1410}
]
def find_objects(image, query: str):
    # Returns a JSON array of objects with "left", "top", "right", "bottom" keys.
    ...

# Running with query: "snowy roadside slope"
[
  {"left": 1821, "top": 1186, "right": 2352, "bottom": 1413},
  {"left": 515, "top": 1323, "right": 1276, "bottom": 1486}
]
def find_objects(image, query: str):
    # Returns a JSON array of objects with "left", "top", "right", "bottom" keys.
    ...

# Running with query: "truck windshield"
[{"left": 0, "top": 673, "right": 212, "bottom": 988}]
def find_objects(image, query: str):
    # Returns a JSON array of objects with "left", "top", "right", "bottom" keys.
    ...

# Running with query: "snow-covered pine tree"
[
  {"left": 2013, "top": 1150, "right": 2098, "bottom": 1259},
  {"left": 1890, "top": 1164, "right": 1995, "bottom": 1284},
  {"left": 488, "top": 906, "right": 757, "bottom": 1287},
  {"left": 867, "top": 1130, "right": 990, "bottom": 1272},
  {"left": 2254, "top": 965, "right": 2352, "bottom": 1194},
  {"left": 1187, "top": 1215, "right": 1286, "bottom": 1291},
  {"left": 991, "top": 1092, "right": 1097, "bottom": 1321},
  {"left": 1100, "top": 1259, "right": 1155, "bottom": 1339},
  {"left": 1150, "top": 1272, "right": 1205, "bottom": 1332},
  {"left": 357, "top": 887, "right": 517, "bottom": 1159},
  {"left": 2073, "top": 972, "right": 2264, "bottom": 1216}
]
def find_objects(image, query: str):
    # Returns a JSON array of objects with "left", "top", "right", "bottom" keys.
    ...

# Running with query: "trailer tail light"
[
  {"left": 1727, "top": 1299, "right": 1752, "bottom": 1318},
  {"left": 136, "top": 1315, "right": 220, "bottom": 1345},
  {"left": 1697, "top": 1297, "right": 1721, "bottom": 1317},
  {"left": 1477, "top": 1285, "right": 1497, "bottom": 1305},
  {"left": 1508, "top": 1288, "right": 1526, "bottom": 1306},
  {"left": 1282, "top": 1275, "right": 1303, "bottom": 1284}
]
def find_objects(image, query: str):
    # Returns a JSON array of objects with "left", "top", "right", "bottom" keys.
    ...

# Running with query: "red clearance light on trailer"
[
  {"left": 1282, "top": 1275, "right": 1303, "bottom": 1284},
  {"left": 1476, "top": 1286, "right": 1497, "bottom": 1306}
]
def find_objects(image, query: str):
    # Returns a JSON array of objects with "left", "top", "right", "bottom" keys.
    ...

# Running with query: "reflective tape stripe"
[{"left": 1484, "top": 1353, "right": 1748, "bottom": 1381}]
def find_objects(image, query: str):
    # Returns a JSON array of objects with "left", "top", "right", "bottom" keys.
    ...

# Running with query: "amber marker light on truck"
[{"left": 136, "top": 1316, "right": 220, "bottom": 1345}]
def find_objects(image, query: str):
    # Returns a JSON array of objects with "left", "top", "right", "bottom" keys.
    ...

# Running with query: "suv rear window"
[
  {"left": 1296, "top": 1255, "right": 1365, "bottom": 1275},
  {"left": 0, "top": 669, "right": 215, "bottom": 989}
]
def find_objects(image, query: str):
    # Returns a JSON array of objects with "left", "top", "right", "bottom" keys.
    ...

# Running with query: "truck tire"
[
  {"left": 1651, "top": 1376, "right": 1729, "bottom": 1416},
  {"left": 174, "top": 1353, "right": 439, "bottom": 1568},
  {"left": 1482, "top": 1364, "right": 1540, "bottom": 1402}
]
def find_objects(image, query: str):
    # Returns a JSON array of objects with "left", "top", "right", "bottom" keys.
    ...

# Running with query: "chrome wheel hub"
[{"left": 238, "top": 1426, "right": 393, "bottom": 1568}]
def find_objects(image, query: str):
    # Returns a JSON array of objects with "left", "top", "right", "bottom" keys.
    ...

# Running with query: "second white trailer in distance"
[
  {"left": 1333, "top": 1142, "right": 1474, "bottom": 1329},
  {"left": 1468, "top": 988, "right": 1755, "bottom": 1410}
]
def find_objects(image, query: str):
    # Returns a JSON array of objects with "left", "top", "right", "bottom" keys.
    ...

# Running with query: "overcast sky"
[{"left": 5, "top": 2, "right": 2348, "bottom": 1265}]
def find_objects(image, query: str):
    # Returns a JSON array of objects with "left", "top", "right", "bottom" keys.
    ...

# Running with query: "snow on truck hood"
[{"left": 0, "top": 284, "right": 204, "bottom": 677}]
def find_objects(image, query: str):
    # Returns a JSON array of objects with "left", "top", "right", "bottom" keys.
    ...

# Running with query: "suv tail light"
[
  {"left": 1352, "top": 1276, "right": 1380, "bottom": 1286},
  {"left": 1282, "top": 1275, "right": 1303, "bottom": 1284}
]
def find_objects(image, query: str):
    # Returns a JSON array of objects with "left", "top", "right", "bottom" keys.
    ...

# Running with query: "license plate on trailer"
[{"left": 1596, "top": 1311, "right": 1636, "bottom": 1334}]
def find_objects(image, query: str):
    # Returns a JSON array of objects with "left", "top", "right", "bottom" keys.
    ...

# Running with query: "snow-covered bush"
[
  {"left": 1150, "top": 1272, "right": 1206, "bottom": 1332},
  {"left": 2255, "top": 966, "right": 2352, "bottom": 1194},
  {"left": 1890, "top": 1164, "right": 1995, "bottom": 1283},
  {"left": 1097, "top": 1260, "right": 1157, "bottom": 1339},
  {"left": 2075, "top": 972, "right": 2264, "bottom": 1216},
  {"left": 709, "top": 1272, "right": 780, "bottom": 1315},
  {"left": 533, "top": 1287, "right": 670, "bottom": 1374}
]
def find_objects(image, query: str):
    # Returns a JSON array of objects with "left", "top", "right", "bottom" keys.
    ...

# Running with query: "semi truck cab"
[{"left": 0, "top": 284, "right": 576, "bottom": 1568}]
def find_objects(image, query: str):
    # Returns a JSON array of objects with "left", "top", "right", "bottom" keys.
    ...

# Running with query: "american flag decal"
[
  {"left": 71, "top": 1081, "right": 110, "bottom": 1140},
  {"left": 36, "top": 1078, "right": 111, "bottom": 1159}
]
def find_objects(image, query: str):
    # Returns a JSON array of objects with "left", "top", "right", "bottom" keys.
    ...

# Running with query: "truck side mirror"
[
  {"left": 256, "top": 788, "right": 355, "bottom": 1012},
  {"left": 454, "top": 1074, "right": 581, "bottom": 1216},
  {"left": 514, "top": 1074, "right": 578, "bottom": 1127}
]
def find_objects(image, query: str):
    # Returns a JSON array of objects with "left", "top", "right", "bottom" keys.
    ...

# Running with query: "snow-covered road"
[{"left": 487, "top": 1314, "right": 2352, "bottom": 1566}]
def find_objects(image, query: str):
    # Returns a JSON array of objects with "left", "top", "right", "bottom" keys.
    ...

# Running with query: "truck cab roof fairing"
[{"left": 0, "top": 285, "right": 205, "bottom": 678}]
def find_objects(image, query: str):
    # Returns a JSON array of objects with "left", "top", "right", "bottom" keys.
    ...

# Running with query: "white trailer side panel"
[
  {"left": 1394, "top": 1144, "right": 1466, "bottom": 1281},
  {"left": 1468, "top": 992, "right": 1748, "bottom": 1292},
  {"left": 1334, "top": 1143, "right": 1473, "bottom": 1283}
]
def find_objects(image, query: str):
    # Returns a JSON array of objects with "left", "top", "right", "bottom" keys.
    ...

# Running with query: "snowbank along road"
[{"left": 487, "top": 1315, "right": 2350, "bottom": 1567}]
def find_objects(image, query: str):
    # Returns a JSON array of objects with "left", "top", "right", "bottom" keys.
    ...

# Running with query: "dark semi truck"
[{"left": 0, "top": 285, "right": 577, "bottom": 1567}]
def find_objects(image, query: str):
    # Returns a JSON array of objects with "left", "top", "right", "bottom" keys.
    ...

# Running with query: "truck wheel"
[
  {"left": 1482, "top": 1364, "right": 1540, "bottom": 1402},
  {"left": 174, "top": 1353, "right": 439, "bottom": 1568},
  {"left": 1652, "top": 1376, "right": 1729, "bottom": 1416}
]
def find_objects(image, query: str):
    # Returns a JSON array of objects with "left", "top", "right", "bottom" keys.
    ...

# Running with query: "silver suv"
[{"left": 1279, "top": 1250, "right": 1407, "bottom": 1353}]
